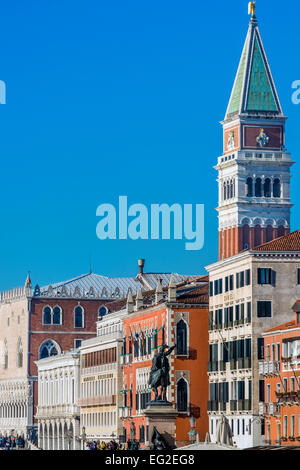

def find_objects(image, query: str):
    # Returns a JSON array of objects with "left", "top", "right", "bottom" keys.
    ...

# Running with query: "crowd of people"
[
  {"left": 87, "top": 439, "right": 140, "bottom": 451},
  {"left": 0, "top": 435, "right": 25, "bottom": 450}
]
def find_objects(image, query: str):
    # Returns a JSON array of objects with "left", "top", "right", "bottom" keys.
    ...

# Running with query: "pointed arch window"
[
  {"left": 2, "top": 339, "right": 8, "bottom": 369},
  {"left": 75, "top": 305, "right": 84, "bottom": 328},
  {"left": 39, "top": 340, "right": 60, "bottom": 359},
  {"left": 17, "top": 338, "right": 23, "bottom": 368},
  {"left": 53, "top": 306, "right": 62, "bottom": 325},
  {"left": 43, "top": 306, "right": 51, "bottom": 325},
  {"left": 176, "top": 319, "right": 188, "bottom": 356},
  {"left": 177, "top": 378, "right": 188, "bottom": 412},
  {"left": 98, "top": 305, "right": 108, "bottom": 319},
  {"left": 273, "top": 179, "right": 281, "bottom": 198}
]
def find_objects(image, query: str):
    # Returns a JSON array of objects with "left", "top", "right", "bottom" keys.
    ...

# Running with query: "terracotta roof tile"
[{"left": 253, "top": 230, "right": 300, "bottom": 252}]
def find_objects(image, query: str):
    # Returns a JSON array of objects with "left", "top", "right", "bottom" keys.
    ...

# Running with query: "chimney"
[
  {"left": 138, "top": 259, "right": 145, "bottom": 275},
  {"left": 168, "top": 275, "right": 177, "bottom": 302}
]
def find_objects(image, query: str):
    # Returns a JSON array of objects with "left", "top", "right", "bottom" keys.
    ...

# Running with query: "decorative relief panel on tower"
[
  {"left": 242, "top": 125, "right": 283, "bottom": 150},
  {"left": 224, "top": 125, "right": 239, "bottom": 154}
]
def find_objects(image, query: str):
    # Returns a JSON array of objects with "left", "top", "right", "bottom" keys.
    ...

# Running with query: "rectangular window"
[
  {"left": 247, "top": 302, "right": 251, "bottom": 322},
  {"left": 258, "top": 338, "right": 264, "bottom": 360},
  {"left": 277, "top": 343, "right": 280, "bottom": 361},
  {"left": 297, "top": 268, "right": 300, "bottom": 285},
  {"left": 283, "top": 416, "right": 288, "bottom": 437},
  {"left": 240, "top": 271, "right": 245, "bottom": 288},
  {"left": 236, "top": 273, "right": 240, "bottom": 289},
  {"left": 257, "top": 301, "right": 272, "bottom": 318},
  {"left": 230, "top": 275, "right": 234, "bottom": 291},
  {"left": 214, "top": 280, "right": 218, "bottom": 296},
  {"left": 246, "top": 269, "right": 251, "bottom": 286},
  {"left": 235, "top": 304, "right": 240, "bottom": 322},
  {"left": 225, "top": 276, "right": 229, "bottom": 292},
  {"left": 74, "top": 339, "right": 82, "bottom": 348},
  {"left": 219, "top": 279, "right": 223, "bottom": 294},
  {"left": 257, "top": 268, "right": 276, "bottom": 286},
  {"left": 209, "top": 282, "right": 213, "bottom": 297},
  {"left": 272, "top": 344, "right": 275, "bottom": 361}
]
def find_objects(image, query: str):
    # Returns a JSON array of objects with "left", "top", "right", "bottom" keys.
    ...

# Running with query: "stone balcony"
[
  {"left": 259, "top": 361, "right": 280, "bottom": 376},
  {"left": 77, "top": 394, "right": 116, "bottom": 407},
  {"left": 35, "top": 404, "right": 80, "bottom": 419}
]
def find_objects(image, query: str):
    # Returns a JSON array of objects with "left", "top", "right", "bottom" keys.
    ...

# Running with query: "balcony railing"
[
  {"left": 207, "top": 361, "right": 218, "bottom": 372},
  {"left": 259, "top": 361, "right": 280, "bottom": 376},
  {"left": 230, "top": 400, "right": 237, "bottom": 411},
  {"left": 276, "top": 391, "right": 300, "bottom": 405},
  {"left": 207, "top": 400, "right": 218, "bottom": 412}
]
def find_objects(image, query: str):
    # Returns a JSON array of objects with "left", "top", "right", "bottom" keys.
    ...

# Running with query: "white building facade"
[{"left": 35, "top": 349, "right": 81, "bottom": 450}]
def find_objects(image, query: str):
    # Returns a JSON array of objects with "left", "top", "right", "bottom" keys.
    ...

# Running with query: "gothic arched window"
[
  {"left": 2, "top": 339, "right": 8, "bottom": 369},
  {"left": 17, "top": 338, "right": 23, "bottom": 368},
  {"left": 223, "top": 182, "right": 227, "bottom": 201},
  {"left": 177, "top": 378, "right": 188, "bottom": 412},
  {"left": 246, "top": 178, "right": 253, "bottom": 197},
  {"left": 43, "top": 306, "right": 51, "bottom": 325},
  {"left": 53, "top": 306, "right": 62, "bottom": 325},
  {"left": 273, "top": 179, "right": 281, "bottom": 198},
  {"left": 264, "top": 178, "right": 271, "bottom": 198},
  {"left": 176, "top": 320, "right": 188, "bottom": 356},
  {"left": 98, "top": 305, "right": 108, "bottom": 319},
  {"left": 255, "top": 178, "right": 262, "bottom": 197},
  {"left": 75, "top": 305, "right": 84, "bottom": 328},
  {"left": 39, "top": 340, "right": 60, "bottom": 359}
]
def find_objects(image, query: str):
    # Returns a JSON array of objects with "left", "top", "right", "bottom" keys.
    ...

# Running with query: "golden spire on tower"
[{"left": 248, "top": 1, "right": 256, "bottom": 17}]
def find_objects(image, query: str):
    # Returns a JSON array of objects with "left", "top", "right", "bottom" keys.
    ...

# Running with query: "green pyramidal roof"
[{"left": 225, "top": 16, "right": 282, "bottom": 120}]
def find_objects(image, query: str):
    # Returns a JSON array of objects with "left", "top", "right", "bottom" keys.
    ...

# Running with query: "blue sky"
[{"left": 0, "top": 0, "right": 299, "bottom": 289}]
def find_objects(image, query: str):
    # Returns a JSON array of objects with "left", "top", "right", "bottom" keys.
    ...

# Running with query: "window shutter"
[{"left": 271, "top": 270, "right": 276, "bottom": 286}]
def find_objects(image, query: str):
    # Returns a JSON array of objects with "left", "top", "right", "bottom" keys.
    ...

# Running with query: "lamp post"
[{"left": 66, "top": 429, "right": 73, "bottom": 451}]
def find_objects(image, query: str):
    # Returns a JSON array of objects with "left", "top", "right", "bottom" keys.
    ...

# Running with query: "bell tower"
[{"left": 217, "top": 11, "right": 293, "bottom": 260}]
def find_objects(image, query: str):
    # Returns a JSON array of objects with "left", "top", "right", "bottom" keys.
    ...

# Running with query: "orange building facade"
[
  {"left": 119, "top": 282, "right": 209, "bottom": 448},
  {"left": 260, "top": 306, "right": 300, "bottom": 445}
]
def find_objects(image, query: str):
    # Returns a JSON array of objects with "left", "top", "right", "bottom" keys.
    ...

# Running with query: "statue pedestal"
[{"left": 144, "top": 402, "right": 178, "bottom": 449}]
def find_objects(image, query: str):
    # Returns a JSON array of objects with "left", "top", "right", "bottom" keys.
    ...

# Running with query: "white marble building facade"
[{"left": 35, "top": 349, "right": 81, "bottom": 450}]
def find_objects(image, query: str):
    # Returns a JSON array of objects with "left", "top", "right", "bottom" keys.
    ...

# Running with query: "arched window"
[
  {"left": 226, "top": 181, "right": 230, "bottom": 200},
  {"left": 223, "top": 182, "right": 226, "bottom": 201},
  {"left": 246, "top": 178, "right": 253, "bottom": 197},
  {"left": 177, "top": 378, "right": 188, "bottom": 412},
  {"left": 39, "top": 340, "right": 60, "bottom": 359},
  {"left": 264, "top": 178, "right": 271, "bottom": 197},
  {"left": 43, "top": 306, "right": 51, "bottom": 325},
  {"left": 255, "top": 178, "right": 262, "bottom": 197},
  {"left": 2, "top": 339, "right": 8, "bottom": 369},
  {"left": 17, "top": 338, "right": 23, "bottom": 368},
  {"left": 273, "top": 179, "right": 281, "bottom": 198},
  {"left": 176, "top": 320, "right": 188, "bottom": 355},
  {"left": 98, "top": 306, "right": 108, "bottom": 319},
  {"left": 53, "top": 306, "right": 62, "bottom": 325},
  {"left": 75, "top": 305, "right": 84, "bottom": 328}
]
